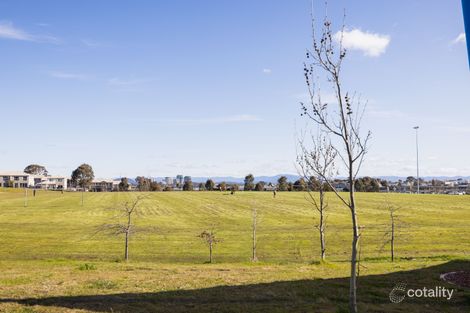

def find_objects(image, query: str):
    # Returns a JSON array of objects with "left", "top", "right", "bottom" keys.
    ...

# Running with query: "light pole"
[{"left": 413, "top": 126, "right": 420, "bottom": 194}]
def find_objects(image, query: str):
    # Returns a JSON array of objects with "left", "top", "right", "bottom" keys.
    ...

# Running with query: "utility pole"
[{"left": 413, "top": 126, "right": 420, "bottom": 194}]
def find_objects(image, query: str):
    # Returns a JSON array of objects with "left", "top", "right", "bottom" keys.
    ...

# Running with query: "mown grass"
[{"left": 0, "top": 189, "right": 469, "bottom": 312}]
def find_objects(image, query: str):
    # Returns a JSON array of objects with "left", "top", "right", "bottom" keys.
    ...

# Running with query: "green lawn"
[{"left": 0, "top": 189, "right": 469, "bottom": 312}]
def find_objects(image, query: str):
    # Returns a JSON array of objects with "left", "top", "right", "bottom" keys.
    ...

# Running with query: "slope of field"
[{"left": 0, "top": 190, "right": 469, "bottom": 312}]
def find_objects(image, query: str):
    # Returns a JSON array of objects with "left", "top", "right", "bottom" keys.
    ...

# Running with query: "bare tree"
[
  {"left": 251, "top": 205, "right": 258, "bottom": 262},
  {"left": 380, "top": 201, "right": 405, "bottom": 262},
  {"left": 299, "top": 7, "right": 371, "bottom": 312},
  {"left": 23, "top": 188, "right": 28, "bottom": 208},
  {"left": 297, "top": 131, "right": 336, "bottom": 262},
  {"left": 97, "top": 196, "right": 144, "bottom": 261},
  {"left": 198, "top": 229, "right": 221, "bottom": 263}
]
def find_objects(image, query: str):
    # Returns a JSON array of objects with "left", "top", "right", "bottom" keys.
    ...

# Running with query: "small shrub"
[{"left": 78, "top": 263, "right": 97, "bottom": 271}]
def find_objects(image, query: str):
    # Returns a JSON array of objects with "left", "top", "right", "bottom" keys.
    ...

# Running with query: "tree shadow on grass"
[{"left": 1, "top": 260, "right": 470, "bottom": 313}]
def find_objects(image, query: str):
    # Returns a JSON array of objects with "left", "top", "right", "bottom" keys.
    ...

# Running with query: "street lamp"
[{"left": 413, "top": 126, "right": 420, "bottom": 194}]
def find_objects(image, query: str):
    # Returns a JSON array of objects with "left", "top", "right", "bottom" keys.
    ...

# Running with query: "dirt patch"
[{"left": 440, "top": 271, "right": 470, "bottom": 288}]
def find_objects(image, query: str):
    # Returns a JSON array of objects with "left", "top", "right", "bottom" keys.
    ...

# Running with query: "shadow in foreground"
[{"left": 2, "top": 261, "right": 470, "bottom": 313}]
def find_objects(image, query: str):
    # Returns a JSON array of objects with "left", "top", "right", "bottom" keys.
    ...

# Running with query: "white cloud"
[
  {"left": 221, "top": 115, "right": 261, "bottom": 122},
  {"left": 0, "top": 21, "right": 59, "bottom": 43},
  {"left": 262, "top": 68, "right": 272, "bottom": 74},
  {"left": 334, "top": 28, "right": 390, "bottom": 57},
  {"left": 0, "top": 21, "right": 34, "bottom": 41},
  {"left": 49, "top": 71, "right": 88, "bottom": 80},
  {"left": 452, "top": 33, "right": 466, "bottom": 45}
]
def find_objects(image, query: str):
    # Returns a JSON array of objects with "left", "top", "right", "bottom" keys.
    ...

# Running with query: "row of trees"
[
  {"left": 22, "top": 163, "right": 383, "bottom": 194},
  {"left": 100, "top": 196, "right": 402, "bottom": 267},
  {"left": 97, "top": 196, "right": 225, "bottom": 263},
  {"left": 19, "top": 164, "right": 450, "bottom": 194},
  {"left": 129, "top": 175, "right": 384, "bottom": 192}
]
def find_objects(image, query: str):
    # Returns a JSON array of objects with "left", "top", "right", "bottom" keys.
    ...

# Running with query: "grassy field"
[{"left": 0, "top": 189, "right": 469, "bottom": 312}]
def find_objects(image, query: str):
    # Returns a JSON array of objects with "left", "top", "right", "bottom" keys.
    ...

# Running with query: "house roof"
[{"left": 0, "top": 171, "right": 29, "bottom": 176}]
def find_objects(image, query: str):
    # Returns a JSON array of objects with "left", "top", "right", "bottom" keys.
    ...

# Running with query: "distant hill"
[{"left": 373, "top": 176, "right": 470, "bottom": 182}]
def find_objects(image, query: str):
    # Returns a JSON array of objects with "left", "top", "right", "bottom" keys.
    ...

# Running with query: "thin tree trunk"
[
  {"left": 320, "top": 225, "right": 326, "bottom": 261},
  {"left": 24, "top": 188, "right": 28, "bottom": 207},
  {"left": 125, "top": 211, "right": 132, "bottom": 261},
  {"left": 391, "top": 214, "right": 395, "bottom": 262},
  {"left": 252, "top": 207, "right": 258, "bottom": 262},
  {"left": 125, "top": 231, "right": 129, "bottom": 261},
  {"left": 209, "top": 242, "right": 213, "bottom": 263},
  {"left": 348, "top": 169, "right": 359, "bottom": 313},
  {"left": 319, "top": 188, "right": 326, "bottom": 261},
  {"left": 350, "top": 214, "right": 359, "bottom": 313}
]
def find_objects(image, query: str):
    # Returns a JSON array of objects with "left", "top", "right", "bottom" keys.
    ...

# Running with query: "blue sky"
[{"left": 0, "top": 0, "right": 468, "bottom": 178}]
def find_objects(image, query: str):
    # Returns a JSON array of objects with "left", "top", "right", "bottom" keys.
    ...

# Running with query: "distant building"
[
  {"left": 333, "top": 182, "right": 349, "bottom": 192},
  {"left": 35, "top": 176, "right": 67, "bottom": 190},
  {"left": 90, "top": 179, "right": 120, "bottom": 192},
  {"left": 176, "top": 174, "right": 183, "bottom": 186},
  {"left": 0, "top": 172, "right": 30, "bottom": 188},
  {"left": 0, "top": 171, "right": 67, "bottom": 190},
  {"left": 164, "top": 177, "right": 174, "bottom": 186},
  {"left": 184, "top": 175, "right": 192, "bottom": 183},
  {"left": 444, "top": 181, "right": 456, "bottom": 187}
]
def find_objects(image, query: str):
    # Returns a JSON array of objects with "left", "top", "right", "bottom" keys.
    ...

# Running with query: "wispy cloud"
[
  {"left": 452, "top": 33, "right": 466, "bottom": 45},
  {"left": 0, "top": 21, "right": 59, "bottom": 43},
  {"left": 334, "top": 28, "right": 390, "bottom": 57},
  {"left": 0, "top": 21, "right": 34, "bottom": 41},
  {"left": 108, "top": 77, "right": 150, "bottom": 87},
  {"left": 49, "top": 71, "right": 88, "bottom": 80},
  {"left": 154, "top": 114, "right": 262, "bottom": 125},
  {"left": 262, "top": 68, "right": 272, "bottom": 74}
]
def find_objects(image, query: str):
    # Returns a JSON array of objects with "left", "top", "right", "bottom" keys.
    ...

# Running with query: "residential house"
[
  {"left": 0, "top": 172, "right": 30, "bottom": 188},
  {"left": 90, "top": 179, "right": 120, "bottom": 192}
]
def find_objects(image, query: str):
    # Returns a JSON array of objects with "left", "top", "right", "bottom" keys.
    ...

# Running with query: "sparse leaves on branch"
[
  {"left": 299, "top": 5, "right": 371, "bottom": 312},
  {"left": 198, "top": 229, "right": 222, "bottom": 263},
  {"left": 95, "top": 196, "right": 146, "bottom": 261}
]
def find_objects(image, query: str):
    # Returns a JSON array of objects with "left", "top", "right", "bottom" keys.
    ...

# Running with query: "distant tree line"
[
  {"left": 13, "top": 164, "right": 391, "bottom": 194},
  {"left": 354, "top": 177, "right": 386, "bottom": 192},
  {"left": 68, "top": 166, "right": 391, "bottom": 193}
]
